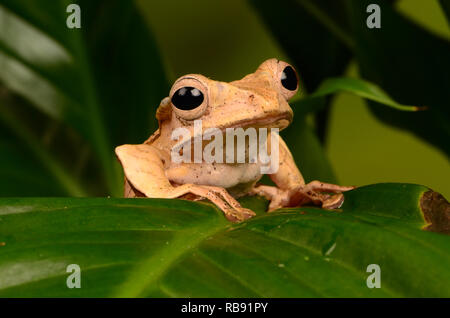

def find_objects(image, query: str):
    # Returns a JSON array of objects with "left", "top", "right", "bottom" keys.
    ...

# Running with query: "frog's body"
[
  {"left": 165, "top": 162, "right": 262, "bottom": 194},
  {"left": 116, "top": 59, "right": 353, "bottom": 222}
]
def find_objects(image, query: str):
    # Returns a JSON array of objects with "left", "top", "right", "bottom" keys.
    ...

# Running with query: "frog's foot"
[
  {"left": 116, "top": 144, "right": 255, "bottom": 223},
  {"left": 251, "top": 181, "right": 355, "bottom": 212},
  {"left": 175, "top": 184, "right": 256, "bottom": 222},
  {"left": 301, "top": 180, "right": 355, "bottom": 194},
  {"left": 289, "top": 181, "right": 355, "bottom": 209}
]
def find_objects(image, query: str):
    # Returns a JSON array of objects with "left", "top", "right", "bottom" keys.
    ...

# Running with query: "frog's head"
[{"left": 157, "top": 58, "right": 298, "bottom": 140}]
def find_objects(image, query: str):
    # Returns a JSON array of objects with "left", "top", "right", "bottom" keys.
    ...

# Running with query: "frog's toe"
[
  {"left": 225, "top": 207, "right": 255, "bottom": 223},
  {"left": 322, "top": 193, "right": 345, "bottom": 209},
  {"left": 240, "top": 208, "right": 256, "bottom": 219}
]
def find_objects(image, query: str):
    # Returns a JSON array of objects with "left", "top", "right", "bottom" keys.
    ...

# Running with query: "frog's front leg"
[
  {"left": 251, "top": 135, "right": 354, "bottom": 212},
  {"left": 115, "top": 144, "right": 255, "bottom": 222}
]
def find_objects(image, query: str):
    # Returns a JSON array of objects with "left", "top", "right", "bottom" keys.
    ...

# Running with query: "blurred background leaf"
[
  {"left": 440, "top": 0, "right": 450, "bottom": 21},
  {"left": 348, "top": 0, "right": 450, "bottom": 156},
  {"left": 0, "top": 0, "right": 167, "bottom": 197},
  {"left": 282, "top": 116, "right": 338, "bottom": 183},
  {"left": 0, "top": 0, "right": 448, "bottom": 199}
]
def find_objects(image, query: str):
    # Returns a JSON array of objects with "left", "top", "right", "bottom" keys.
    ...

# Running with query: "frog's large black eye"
[
  {"left": 281, "top": 66, "right": 298, "bottom": 91},
  {"left": 171, "top": 87, "right": 204, "bottom": 111}
]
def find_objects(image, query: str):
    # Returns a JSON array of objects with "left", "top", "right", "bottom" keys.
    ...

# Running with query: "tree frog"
[{"left": 115, "top": 59, "right": 353, "bottom": 222}]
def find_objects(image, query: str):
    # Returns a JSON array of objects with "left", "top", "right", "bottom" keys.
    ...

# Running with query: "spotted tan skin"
[{"left": 115, "top": 59, "right": 354, "bottom": 222}]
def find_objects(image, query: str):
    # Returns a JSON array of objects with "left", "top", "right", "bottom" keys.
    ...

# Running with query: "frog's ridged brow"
[
  {"left": 172, "top": 74, "right": 209, "bottom": 87},
  {"left": 216, "top": 82, "right": 225, "bottom": 93}
]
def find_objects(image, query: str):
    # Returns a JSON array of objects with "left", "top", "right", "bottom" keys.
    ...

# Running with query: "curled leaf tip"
[{"left": 413, "top": 105, "right": 429, "bottom": 111}]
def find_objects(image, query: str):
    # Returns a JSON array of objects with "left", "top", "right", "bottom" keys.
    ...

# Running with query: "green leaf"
[
  {"left": 439, "top": 0, "right": 450, "bottom": 22},
  {"left": 311, "top": 77, "right": 422, "bottom": 112},
  {"left": 0, "top": 183, "right": 448, "bottom": 297},
  {"left": 0, "top": 0, "right": 168, "bottom": 196},
  {"left": 347, "top": 0, "right": 450, "bottom": 156},
  {"left": 248, "top": 0, "right": 354, "bottom": 143},
  {"left": 291, "top": 76, "right": 422, "bottom": 120}
]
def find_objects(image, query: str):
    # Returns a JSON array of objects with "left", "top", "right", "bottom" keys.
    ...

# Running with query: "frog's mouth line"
[
  {"left": 174, "top": 111, "right": 293, "bottom": 148},
  {"left": 225, "top": 112, "right": 293, "bottom": 131}
]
